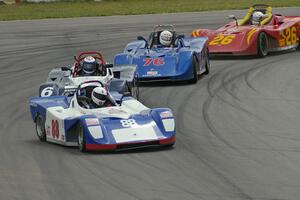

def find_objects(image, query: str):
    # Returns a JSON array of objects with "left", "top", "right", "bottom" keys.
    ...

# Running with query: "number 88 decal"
[
  {"left": 52, "top": 120, "right": 59, "bottom": 139},
  {"left": 120, "top": 119, "right": 137, "bottom": 127}
]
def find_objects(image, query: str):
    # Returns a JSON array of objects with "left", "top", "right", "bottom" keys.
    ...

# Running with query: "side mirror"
[
  {"left": 105, "top": 63, "right": 113, "bottom": 68},
  {"left": 228, "top": 14, "right": 236, "bottom": 20},
  {"left": 137, "top": 36, "right": 149, "bottom": 49},
  {"left": 61, "top": 66, "right": 70, "bottom": 71},
  {"left": 228, "top": 15, "right": 238, "bottom": 26},
  {"left": 123, "top": 91, "right": 131, "bottom": 97},
  {"left": 73, "top": 55, "right": 78, "bottom": 62},
  {"left": 137, "top": 36, "right": 146, "bottom": 41}
]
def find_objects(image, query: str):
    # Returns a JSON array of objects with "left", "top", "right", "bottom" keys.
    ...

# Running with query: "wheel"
[
  {"left": 190, "top": 55, "right": 199, "bottom": 83},
  {"left": 297, "top": 41, "right": 300, "bottom": 50},
  {"left": 203, "top": 49, "right": 210, "bottom": 75},
  {"left": 35, "top": 114, "right": 46, "bottom": 142},
  {"left": 257, "top": 32, "right": 268, "bottom": 58},
  {"left": 131, "top": 77, "right": 140, "bottom": 100},
  {"left": 77, "top": 123, "right": 86, "bottom": 152}
]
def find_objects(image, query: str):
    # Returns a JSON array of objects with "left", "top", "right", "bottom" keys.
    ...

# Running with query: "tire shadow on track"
[
  {"left": 210, "top": 48, "right": 297, "bottom": 60},
  {"left": 139, "top": 75, "right": 208, "bottom": 87},
  {"left": 25, "top": 139, "right": 174, "bottom": 155}
]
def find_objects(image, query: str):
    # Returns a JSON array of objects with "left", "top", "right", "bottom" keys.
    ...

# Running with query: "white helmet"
[
  {"left": 83, "top": 56, "right": 97, "bottom": 75},
  {"left": 252, "top": 11, "right": 265, "bottom": 25},
  {"left": 159, "top": 30, "right": 173, "bottom": 46},
  {"left": 91, "top": 86, "right": 107, "bottom": 107}
]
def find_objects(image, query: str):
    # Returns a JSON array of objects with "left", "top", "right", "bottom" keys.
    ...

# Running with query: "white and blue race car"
[
  {"left": 114, "top": 25, "right": 210, "bottom": 83},
  {"left": 29, "top": 81, "right": 176, "bottom": 152}
]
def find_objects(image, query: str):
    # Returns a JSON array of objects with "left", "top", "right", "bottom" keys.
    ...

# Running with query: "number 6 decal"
[{"left": 41, "top": 87, "right": 53, "bottom": 97}]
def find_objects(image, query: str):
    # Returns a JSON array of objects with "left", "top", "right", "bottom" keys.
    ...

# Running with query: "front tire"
[
  {"left": 190, "top": 55, "right": 199, "bottom": 83},
  {"left": 257, "top": 32, "right": 268, "bottom": 58},
  {"left": 131, "top": 77, "right": 140, "bottom": 100},
  {"left": 203, "top": 49, "right": 210, "bottom": 75},
  {"left": 78, "top": 123, "right": 86, "bottom": 152},
  {"left": 35, "top": 114, "right": 46, "bottom": 142}
]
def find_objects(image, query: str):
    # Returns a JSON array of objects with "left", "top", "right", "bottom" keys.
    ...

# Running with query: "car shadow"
[
  {"left": 25, "top": 139, "right": 175, "bottom": 155},
  {"left": 209, "top": 48, "right": 297, "bottom": 60}
]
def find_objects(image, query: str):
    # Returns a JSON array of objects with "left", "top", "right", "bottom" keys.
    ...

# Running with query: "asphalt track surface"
[{"left": 1, "top": 7, "right": 300, "bottom": 200}]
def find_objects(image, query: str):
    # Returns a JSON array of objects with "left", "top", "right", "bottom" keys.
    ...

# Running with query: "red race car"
[{"left": 191, "top": 4, "right": 300, "bottom": 57}]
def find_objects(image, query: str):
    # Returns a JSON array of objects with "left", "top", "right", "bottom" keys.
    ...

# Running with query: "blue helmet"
[{"left": 82, "top": 56, "right": 97, "bottom": 75}]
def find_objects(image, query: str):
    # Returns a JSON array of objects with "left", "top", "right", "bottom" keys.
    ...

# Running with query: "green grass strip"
[{"left": 0, "top": 0, "right": 300, "bottom": 21}]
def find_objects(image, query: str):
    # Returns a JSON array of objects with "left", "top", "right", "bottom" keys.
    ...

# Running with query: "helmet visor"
[
  {"left": 83, "top": 63, "right": 96, "bottom": 74},
  {"left": 94, "top": 92, "right": 107, "bottom": 101}
]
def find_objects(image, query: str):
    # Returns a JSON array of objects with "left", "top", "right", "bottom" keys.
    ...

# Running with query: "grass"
[{"left": 0, "top": 0, "right": 300, "bottom": 21}]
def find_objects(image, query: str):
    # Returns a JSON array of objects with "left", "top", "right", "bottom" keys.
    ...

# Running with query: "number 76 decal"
[
  {"left": 209, "top": 35, "right": 236, "bottom": 45},
  {"left": 144, "top": 57, "right": 165, "bottom": 66}
]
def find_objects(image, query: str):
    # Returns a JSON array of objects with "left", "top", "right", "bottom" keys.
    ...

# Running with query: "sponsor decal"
[
  {"left": 147, "top": 70, "right": 158, "bottom": 76},
  {"left": 46, "top": 125, "right": 50, "bottom": 135},
  {"left": 61, "top": 134, "right": 65, "bottom": 141},
  {"left": 160, "top": 111, "right": 173, "bottom": 118},
  {"left": 108, "top": 108, "right": 127, "bottom": 114},
  {"left": 85, "top": 118, "right": 99, "bottom": 126}
]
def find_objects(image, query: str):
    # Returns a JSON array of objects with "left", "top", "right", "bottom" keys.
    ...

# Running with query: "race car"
[
  {"left": 30, "top": 81, "right": 176, "bottom": 152},
  {"left": 114, "top": 25, "right": 210, "bottom": 83},
  {"left": 191, "top": 4, "right": 300, "bottom": 57},
  {"left": 40, "top": 51, "right": 139, "bottom": 99}
]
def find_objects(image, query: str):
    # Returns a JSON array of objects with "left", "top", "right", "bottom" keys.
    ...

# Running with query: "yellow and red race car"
[{"left": 191, "top": 4, "right": 300, "bottom": 57}]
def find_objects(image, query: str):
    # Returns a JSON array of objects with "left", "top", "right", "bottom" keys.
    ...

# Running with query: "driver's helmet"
[
  {"left": 91, "top": 86, "right": 107, "bottom": 107},
  {"left": 159, "top": 30, "right": 173, "bottom": 47},
  {"left": 82, "top": 56, "right": 97, "bottom": 75},
  {"left": 251, "top": 11, "right": 265, "bottom": 25}
]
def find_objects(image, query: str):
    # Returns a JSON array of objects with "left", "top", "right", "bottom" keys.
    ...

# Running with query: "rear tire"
[
  {"left": 78, "top": 123, "right": 86, "bottom": 152},
  {"left": 203, "top": 49, "right": 210, "bottom": 75},
  {"left": 257, "top": 32, "right": 268, "bottom": 58},
  {"left": 35, "top": 114, "right": 46, "bottom": 142},
  {"left": 190, "top": 55, "right": 199, "bottom": 83}
]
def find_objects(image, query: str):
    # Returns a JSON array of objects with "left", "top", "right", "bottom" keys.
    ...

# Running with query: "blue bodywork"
[
  {"left": 29, "top": 94, "right": 176, "bottom": 150},
  {"left": 114, "top": 36, "right": 208, "bottom": 82}
]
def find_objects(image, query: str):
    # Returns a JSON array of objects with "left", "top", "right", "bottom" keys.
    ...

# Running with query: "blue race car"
[
  {"left": 29, "top": 81, "right": 176, "bottom": 152},
  {"left": 114, "top": 25, "right": 210, "bottom": 83}
]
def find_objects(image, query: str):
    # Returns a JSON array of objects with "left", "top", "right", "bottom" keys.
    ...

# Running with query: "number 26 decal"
[
  {"left": 209, "top": 35, "right": 235, "bottom": 45},
  {"left": 283, "top": 26, "right": 298, "bottom": 46},
  {"left": 144, "top": 58, "right": 165, "bottom": 66}
]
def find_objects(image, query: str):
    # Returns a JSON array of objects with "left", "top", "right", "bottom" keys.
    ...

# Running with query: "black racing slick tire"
[
  {"left": 78, "top": 123, "right": 87, "bottom": 152},
  {"left": 35, "top": 114, "right": 46, "bottom": 142},
  {"left": 297, "top": 41, "right": 300, "bottom": 50},
  {"left": 257, "top": 32, "right": 268, "bottom": 58},
  {"left": 131, "top": 77, "right": 140, "bottom": 100},
  {"left": 203, "top": 49, "right": 210, "bottom": 75},
  {"left": 190, "top": 55, "right": 199, "bottom": 83}
]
